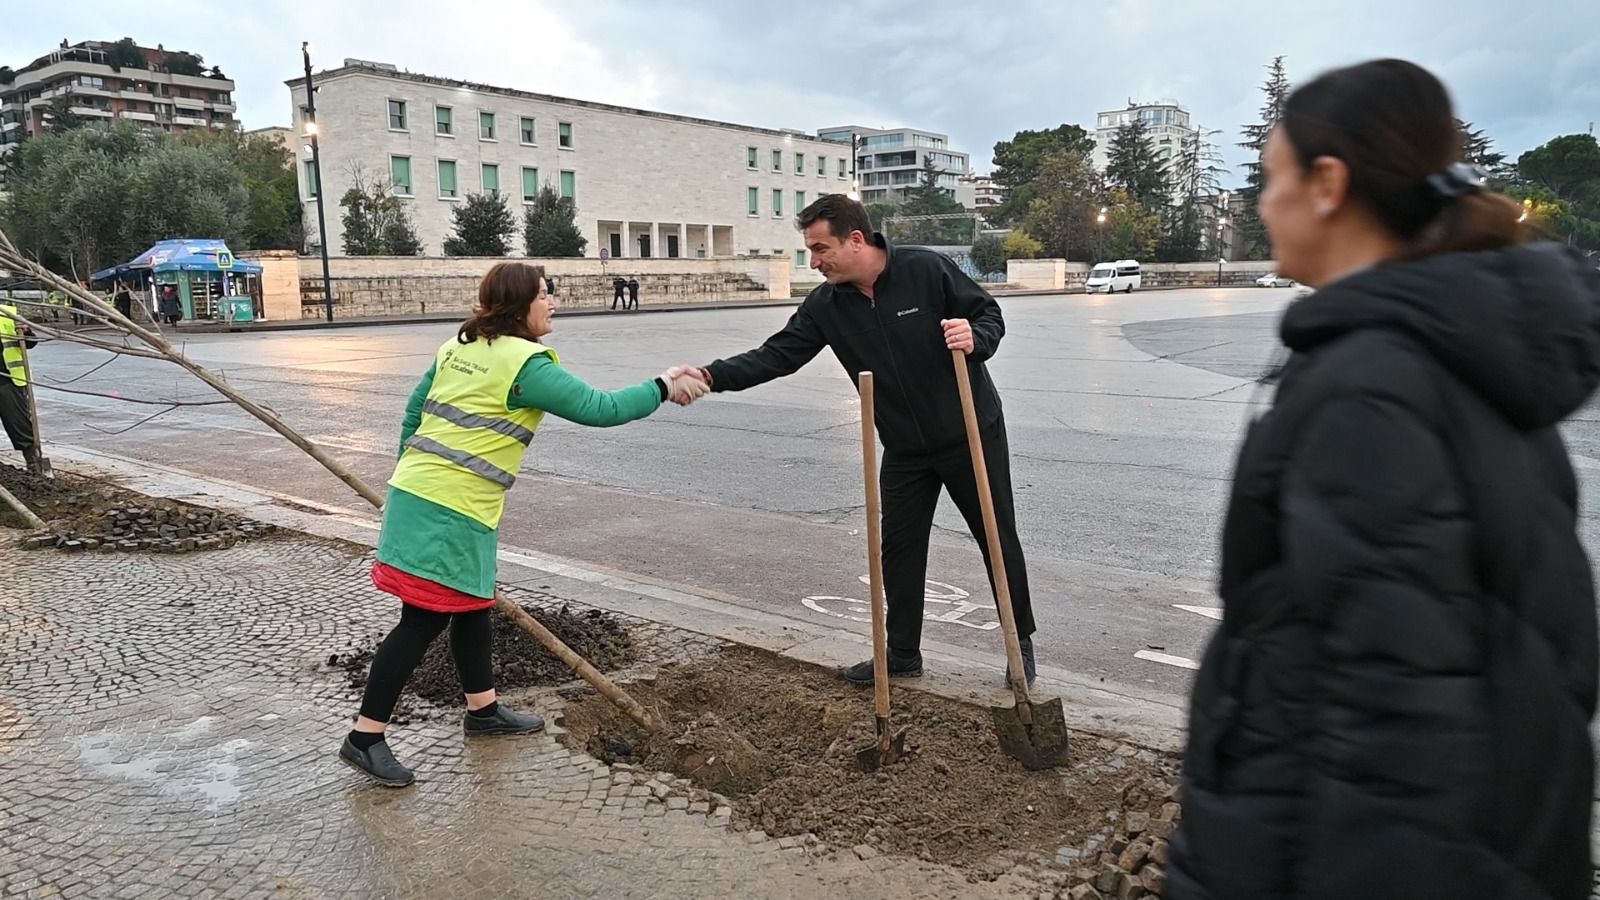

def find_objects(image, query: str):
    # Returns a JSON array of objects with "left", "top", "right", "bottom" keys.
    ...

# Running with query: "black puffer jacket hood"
[{"left": 1280, "top": 243, "right": 1600, "bottom": 429}]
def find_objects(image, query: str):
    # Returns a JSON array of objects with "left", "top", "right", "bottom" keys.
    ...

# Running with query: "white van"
[{"left": 1085, "top": 259, "right": 1142, "bottom": 294}]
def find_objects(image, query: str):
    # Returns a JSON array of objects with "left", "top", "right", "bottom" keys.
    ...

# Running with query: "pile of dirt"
[
  {"left": 334, "top": 603, "right": 637, "bottom": 710},
  {"left": 557, "top": 648, "right": 1180, "bottom": 877},
  {"left": 0, "top": 465, "right": 275, "bottom": 554}
]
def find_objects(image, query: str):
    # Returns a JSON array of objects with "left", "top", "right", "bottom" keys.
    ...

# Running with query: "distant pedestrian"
[
  {"left": 113, "top": 283, "right": 133, "bottom": 321},
  {"left": 626, "top": 277, "right": 639, "bottom": 310},
  {"left": 612, "top": 276, "right": 627, "bottom": 310},
  {"left": 158, "top": 285, "right": 181, "bottom": 326}
]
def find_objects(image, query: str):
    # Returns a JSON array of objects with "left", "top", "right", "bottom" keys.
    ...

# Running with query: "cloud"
[{"left": 7, "top": 0, "right": 1597, "bottom": 183}]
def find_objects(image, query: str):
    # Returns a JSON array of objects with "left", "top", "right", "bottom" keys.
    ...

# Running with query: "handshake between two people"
[{"left": 657, "top": 365, "right": 712, "bottom": 406}]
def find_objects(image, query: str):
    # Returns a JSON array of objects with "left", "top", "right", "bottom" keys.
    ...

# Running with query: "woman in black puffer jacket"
[{"left": 1167, "top": 59, "right": 1600, "bottom": 900}]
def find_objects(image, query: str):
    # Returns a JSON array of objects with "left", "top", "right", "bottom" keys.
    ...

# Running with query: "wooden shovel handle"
[
  {"left": 860, "top": 372, "right": 891, "bottom": 720},
  {"left": 949, "top": 350, "right": 1033, "bottom": 717}
]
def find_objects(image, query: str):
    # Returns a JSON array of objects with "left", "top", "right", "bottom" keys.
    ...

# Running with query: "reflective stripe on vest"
[
  {"left": 388, "top": 335, "right": 554, "bottom": 528},
  {"left": 404, "top": 434, "right": 518, "bottom": 488},
  {"left": 421, "top": 399, "right": 537, "bottom": 445},
  {"left": 0, "top": 306, "right": 26, "bottom": 388}
]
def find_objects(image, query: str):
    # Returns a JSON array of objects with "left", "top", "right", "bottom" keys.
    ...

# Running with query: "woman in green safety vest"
[
  {"left": 340, "top": 261, "right": 709, "bottom": 787},
  {"left": 0, "top": 301, "right": 41, "bottom": 472}
]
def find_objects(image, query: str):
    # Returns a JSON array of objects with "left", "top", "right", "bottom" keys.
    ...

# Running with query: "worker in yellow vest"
[
  {"left": 46, "top": 290, "right": 67, "bottom": 323},
  {"left": 340, "top": 261, "right": 709, "bottom": 787},
  {"left": 0, "top": 301, "right": 41, "bottom": 473}
]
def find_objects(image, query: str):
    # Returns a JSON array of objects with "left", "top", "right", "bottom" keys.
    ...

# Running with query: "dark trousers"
[
  {"left": 627, "top": 288, "right": 639, "bottom": 309},
  {"left": 612, "top": 286, "right": 626, "bottom": 309},
  {"left": 880, "top": 415, "right": 1034, "bottom": 651},
  {"left": 0, "top": 381, "right": 35, "bottom": 457},
  {"left": 357, "top": 604, "right": 495, "bottom": 722}
]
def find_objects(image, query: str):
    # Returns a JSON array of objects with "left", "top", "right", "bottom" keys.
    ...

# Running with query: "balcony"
[
  {"left": 207, "top": 101, "right": 237, "bottom": 114},
  {"left": 70, "top": 106, "right": 113, "bottom": 118},
  {"left": 173, "top": 115, "right": 207, "bottom": 127},
  {"left": 119, "top": 110, "right": 158, "bottom": 123}
]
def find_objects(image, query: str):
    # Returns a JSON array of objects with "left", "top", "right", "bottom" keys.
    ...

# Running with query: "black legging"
[{"left": 358, "top": 604, "right": 495, "bottom": 723}]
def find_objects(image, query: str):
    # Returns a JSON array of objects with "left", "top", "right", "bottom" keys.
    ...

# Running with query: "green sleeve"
[
  {"left": 507, "top": 353, "right": 664, "bottom": 426},
  {"left": 398, "top": 363, "right": 437, "bottom": 457}
]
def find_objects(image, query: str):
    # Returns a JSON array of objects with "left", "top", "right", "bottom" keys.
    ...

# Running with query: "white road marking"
[
  {"left": 1135, "top": 650, "right": 1200, "bottom": 670},
  {"left": 1174, "top": 604, "right": 1223, "bottom": 620}
]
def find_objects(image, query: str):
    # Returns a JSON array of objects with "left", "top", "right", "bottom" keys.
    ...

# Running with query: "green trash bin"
[{"left": 222, "top": 296, "right": 255, "bottom": 323}]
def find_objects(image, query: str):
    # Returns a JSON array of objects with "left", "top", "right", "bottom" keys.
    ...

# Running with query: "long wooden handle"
[
  {"left": 949, "top": 350, "right": 1033, "bottom": 715},
  {"left": 860, "top": 372, "right": 890, "bottom": 720},
  {"left": 492, "top": 593, "right": 659, "bottom": 731}
]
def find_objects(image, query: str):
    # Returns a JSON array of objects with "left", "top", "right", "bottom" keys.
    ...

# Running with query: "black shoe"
[
  {"left": 842, "top": 650, "right": 923, "bottom": 684},
  {"left": 463, "top": 704, "right": 546, "bottom": 737},
  {"left": 1004, "top": 637, "right": 1038, "bottom": 686},
  {"left": 338, "top": 736, "right": 415, "bottom": 787}
]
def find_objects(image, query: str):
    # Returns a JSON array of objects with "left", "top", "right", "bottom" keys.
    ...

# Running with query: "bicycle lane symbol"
[{"left": 802, "top": 576, "right": 999, "bottom": 631}]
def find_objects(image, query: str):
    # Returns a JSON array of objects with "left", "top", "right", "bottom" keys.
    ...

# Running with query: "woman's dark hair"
[
  {"left": 1280, "top": 58, "right": 1527, "bottom": 260},
  {"left": 458, "top": 262, "right": 546, "bottom": 344}
]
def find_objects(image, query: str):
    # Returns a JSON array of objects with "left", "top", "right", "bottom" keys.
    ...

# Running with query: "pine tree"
[
  {"left": 1234, "top": 56, "right": 1290, "bottom": 260},
  {"left": 443, "top": 192, "right": 516, "bottom": 257},
  {"left": 522, "top": 184, "right": 588, "bottom": 257},
  {"left": 1159, "top": 128, "right": 1228, "bottom": 262},
  {"left": 1105, "top": 118, "right": 1169, "bottom": 210}
]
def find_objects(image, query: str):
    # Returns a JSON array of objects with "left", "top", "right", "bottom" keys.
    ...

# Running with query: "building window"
[
  {"left": 481, "top": 163, "right": 499, "bottom": 194},
  {"left": 795, "top": 249, "right": 808, "bottom": 267},
  {"left": 838, "top": 158, "right": 847, "bottom": 178},
  {"left": 303, "top": 161, "right": 319, "bottom": 199},
  {"left": 747, "top": 187, "right": 759, "bottom": 217},
  {"left": 522, "top": 167, "right": 539, "bottom": 203},
  {"left": 479, "top": 111, "right": 496, "bottom": 141},
  {"left": 387, "top": 99, "right": 406, "bottom": 131},
  {"left": 817, "top": 156, "right": 826, "bottom": 177},
  {"left": 746, "top": 146, "right": 757, "bottom": 169},
  {"left": 558, "top": 122, "right": 573, "bottom": 148},
  {"left": 796, "top": 190, "right": 805, "bottom": 212},
  {"left": 772, "top": 188, "right": 782, "bottom": 217},
  {"left": 438, "top": 160, "right": 458, "bottom": 198},
  {"left": 794, "top": 152, "right": 804, "bottom": 175},
  {"left": 771, "top": 149, "right": 781, "bottom": 172},
  {"left": 390, "top": 156, "right": 412, "bottom": 196},
  {"left": 559, "top": 170, "right": 575, "bottom": 200},
  {"left": 520, "top": 116, "right": 536, "bottom": 144},
  {"left": 435, "top": 105, "right": 453, "bottom": 136}
]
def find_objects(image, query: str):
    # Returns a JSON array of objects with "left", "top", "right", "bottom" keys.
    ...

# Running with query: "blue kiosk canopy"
[{"left": 92, "top": 239, "right": 262, "bottom": 283}]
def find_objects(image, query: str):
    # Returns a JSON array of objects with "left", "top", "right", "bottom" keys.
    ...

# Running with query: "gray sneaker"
[{"left": 463, "top": 704, "right": 546, "bottom": 737}]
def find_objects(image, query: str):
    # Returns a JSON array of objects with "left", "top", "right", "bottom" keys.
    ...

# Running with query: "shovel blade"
[
  {"left": 854, "top": 722, "right": 910, "bottom": 772},
  {"left": 991, "top": 697, "right": 1069, "bottom": 770}
]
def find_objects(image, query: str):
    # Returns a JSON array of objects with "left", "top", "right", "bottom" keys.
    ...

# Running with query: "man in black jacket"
[{"left": 682, "top": 194, "right": 1037, "bottom": 683}]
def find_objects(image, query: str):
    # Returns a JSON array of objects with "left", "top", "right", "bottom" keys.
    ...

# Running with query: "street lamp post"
[
  {"left": 302, "top": 41, "right": 334, "bottom": 323},
  {"left": 1096, "top": 206, "right": 1107, "bottom": 262},
  {"left": 1215, "top": 216, "right": 1229, "bottom": 285}
]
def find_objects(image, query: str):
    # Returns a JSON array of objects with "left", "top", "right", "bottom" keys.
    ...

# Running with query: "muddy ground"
[
  {"left": 558, "top": 647, "right": 1180, "bottom": 878},
  {"left": 334, "top": 603, "right": 636, "bottom": 718}
]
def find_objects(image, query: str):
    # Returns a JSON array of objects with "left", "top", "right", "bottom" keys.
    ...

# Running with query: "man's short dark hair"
[{"left": 796, "top": 194, "right": 873, "bottom": 242}]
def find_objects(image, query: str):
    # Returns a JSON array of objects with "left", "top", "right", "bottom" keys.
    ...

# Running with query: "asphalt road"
[{"left": 28, "top": 287, "right": 1600, "bottom": 701}]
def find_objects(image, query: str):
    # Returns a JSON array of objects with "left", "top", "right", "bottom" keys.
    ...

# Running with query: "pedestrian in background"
[{"left": 1168, "top": 58, "right": 1600, "bottom": 900}]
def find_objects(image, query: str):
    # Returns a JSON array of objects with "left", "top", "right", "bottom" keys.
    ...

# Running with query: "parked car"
[
  {"left": 1255, "top": 272, "right": 1297, "bottom": 288},
  {"left": 1085, "top": 260, "right": 1142, "bottom": 294}
]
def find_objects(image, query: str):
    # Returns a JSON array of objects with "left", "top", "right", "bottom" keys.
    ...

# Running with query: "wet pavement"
[{"left": 0, "top": 534, "right": 1052, "bottom": 898}]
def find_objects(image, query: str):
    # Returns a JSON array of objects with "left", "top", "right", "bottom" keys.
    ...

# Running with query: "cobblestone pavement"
[{"left": 0, "top": 534, "right": 1050, "bottom": 899}]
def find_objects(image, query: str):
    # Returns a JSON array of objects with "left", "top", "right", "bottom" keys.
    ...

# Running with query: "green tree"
[
  {"left": 1456, "top": 119, "right": 1506, "bottom": 173},
  {"left": 1235, "top": 56, "right": 1291, "bottom": 260},
  {"left": 1105, "top": 118, "right": 1169, "bottom": 209},
  {"left": 106, "top": 38, "right": 147, "bottom": 71},
  {"left": 1021, "top": 147, "right": 1101, "bottom": 260},
  {"left": 0, "top": 67, "right": 15, "bottom": 86},
  {"left": 124, "top": 142, "right": 251, "bottom": 253},
  {"left": 164, "top": 52, "right": 205, "bottom": 78},
  {"left": 522, "top": 184, "right": 588, "bottom": 257},
  {"left": 339, "top": 163, "right": 421, "bottom": 255},
  {"left": 1517, "top": 134, "right": 1600, "bottom": 202},
  {"left": 970, "top": 234, "right": 1005, "bottom": 274},
  {"left": 443, "top": 192, "right": 516, "bottom": 256},
  {"left": 889, "top": 158, "right": 973, "bottom": 245},
  {"left": 40, "top": 95, "right": 86, "bottom": 135},
  {"left": 1, "top": 125, "right": 151, "bottom": 277},
  {"left": 179, "top": 128, "right": 302, "bottom": 250},
  {"left": 1102, "top": 189, "right": 1161, "bottom": 261},
  {"left": 865, "top": 202, "right": 897, "bottom": 234},
  {"left": 989, "top": 124, "right": 1095, "bottom": 226},
  {"left": 1002, "top": 228, "right": 1044, "bottom": 260},
  {"left": 1159, "top": 128, "right": 1228, "bottom": 262}
]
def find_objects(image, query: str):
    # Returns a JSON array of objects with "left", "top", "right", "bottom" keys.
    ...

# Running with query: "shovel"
[
  {"left": 853, "top": 371, "right": 908, "bottom": 772},
  {"left": 949, "top": 349, "right": 1069, "bottom": 770}
]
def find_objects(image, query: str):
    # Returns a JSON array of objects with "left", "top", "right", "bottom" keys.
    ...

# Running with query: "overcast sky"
[{"left": 6, "top": 1, "right": 1596, "bottom": 187}]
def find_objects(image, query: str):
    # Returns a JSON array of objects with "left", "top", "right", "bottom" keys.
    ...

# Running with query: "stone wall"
[
  {"left": 295, "top": 255, "right": 790, "bottom": 319},
  {"left": 1005, "top": 259, "right": 1280, "bottom": 291}
]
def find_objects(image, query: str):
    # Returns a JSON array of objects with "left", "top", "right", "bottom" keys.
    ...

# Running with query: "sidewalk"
[{"left": 0, "top": 533, "right": 1046, "bottom": 899}]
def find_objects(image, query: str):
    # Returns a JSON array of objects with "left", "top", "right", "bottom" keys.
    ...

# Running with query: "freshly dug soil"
[
  {"left": 558, "top": 647, "right": 1180, "bottom": 874},
  {"left": 335, "top": 603, "right": 636, "bottom": 706}
]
